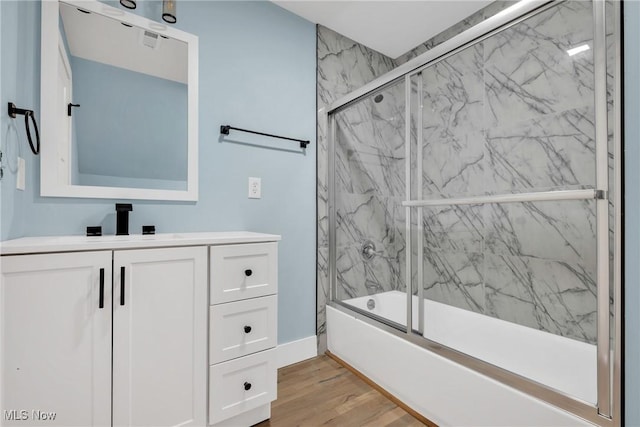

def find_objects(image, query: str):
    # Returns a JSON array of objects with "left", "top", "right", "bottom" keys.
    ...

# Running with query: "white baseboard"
[{"left": 277, "top": 335, "right": 317, "bottom": 368}]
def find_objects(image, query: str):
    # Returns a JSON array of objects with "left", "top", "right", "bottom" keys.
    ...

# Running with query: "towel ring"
[{"left": 8, "top": 102, "right": 40, "bottom": 155}]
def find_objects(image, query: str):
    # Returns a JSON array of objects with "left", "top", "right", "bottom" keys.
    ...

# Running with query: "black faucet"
[{"left": 115, "top": 203, "right": 133, "bottom": 236}]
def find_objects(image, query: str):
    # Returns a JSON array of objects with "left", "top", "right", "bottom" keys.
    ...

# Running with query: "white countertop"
[{"left": 0, "top": 231, "right": 281, "bottom": 255}]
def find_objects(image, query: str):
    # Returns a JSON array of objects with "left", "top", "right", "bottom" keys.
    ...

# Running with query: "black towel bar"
[{"left": 220, "top": 125, "right": 310, "bottom": 149}]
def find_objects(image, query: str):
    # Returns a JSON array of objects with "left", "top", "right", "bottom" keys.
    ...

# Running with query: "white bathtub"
[{"left": 328, "top": 291, "right": 596, "bottom": 426}]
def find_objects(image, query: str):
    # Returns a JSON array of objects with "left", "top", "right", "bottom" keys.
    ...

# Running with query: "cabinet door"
[
  {"left": 1, "top": 251, "right": 112, "bottom": 427},
  {"left": 112, "top": 247, "right": 207, "bottom": 427}
]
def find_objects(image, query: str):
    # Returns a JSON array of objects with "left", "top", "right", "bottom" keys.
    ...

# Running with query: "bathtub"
[{"left": 328, "top": 291, "right": 596, "bottom": 426}]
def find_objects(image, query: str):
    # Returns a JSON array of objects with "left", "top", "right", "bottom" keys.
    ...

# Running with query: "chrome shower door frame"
[{"left": 326, "top": 1, "right": 621, "bottom": 425}]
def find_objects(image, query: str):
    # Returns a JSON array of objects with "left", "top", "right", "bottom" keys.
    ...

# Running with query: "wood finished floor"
[{"left": 256, "top": 355, "right": 426, "bottom": 427}]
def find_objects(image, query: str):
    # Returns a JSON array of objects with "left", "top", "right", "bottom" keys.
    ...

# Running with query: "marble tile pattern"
[
  {"left": 317, "top": 1, "right": 618, "bottom": 349},
  {"left": 605, "top": 1, "right": 617, "bottom": 332},
  {"left": 394, "top": 1, "right": 515, "bottom": 65},
  {"left": 331, "top": 78, "right": 407, "bottom": 309},
  {"left": 416, "top": 1, "right": 612, "bottom": 345},
  {"left": 483, "top": 2, "right": 595, "bottom": 128},
  {"left": 315, "top": 2, "right": 509, "bottom": 348},
  {"left": 316, "top": 26, "right": 397, "bottom": 351}
]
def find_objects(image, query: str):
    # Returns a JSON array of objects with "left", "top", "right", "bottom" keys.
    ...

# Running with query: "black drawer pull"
[
  {"left": 99, "top": 268, "right": 105, "bottom": 309},
  {"left": 120, "top": 266, "right": 125, "bottom": 306},
  {"left": 244, "top": 325, "right": 252, "bottom": 334},
  {"left": 244, "top": 382, "right": 252, "bottom": 391},
  {"left": 244, "top": 269, "right": 252, "bottom": 277}
]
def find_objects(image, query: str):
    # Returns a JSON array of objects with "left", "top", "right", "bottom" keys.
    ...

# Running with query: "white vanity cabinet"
[
  {"left": 0, "top": 232, "right": 280, "bottom": 427},
  {"left": 208, "top": 242, "right": 278, "bottom": 426},
  {"left": 1, "top": 251, "right": 113, "bottom": 427},
  {"left": 112, "top": 247, "right": 207, "bottom": 427},
  {"left": 1, "top": 247, "right": 207, "bottom": 427}
]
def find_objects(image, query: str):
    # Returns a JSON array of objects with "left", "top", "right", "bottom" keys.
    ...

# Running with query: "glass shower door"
[
  {"left": 326, "top": 0, "right": 620, "bottom": 420},
  {"left": 407, "top": 0, "right": 615, "bottom": 410},
  {"left": 330, "top": 79, "right": 409, "bottom": 329}
]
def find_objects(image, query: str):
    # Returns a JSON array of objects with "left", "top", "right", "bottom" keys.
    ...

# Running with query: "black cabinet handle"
[
  {"left": 244, "top": 325, "right": 252, "bottom": 334},
  {"left": 120, "top": 266, "right": 125, "bottom": 306},
  {"left": 244, "top": 269, "right": 252, "bottom": 277},
  {"left": 99, "top": 268, "right": 105, "bottom": 309},
  {"left": 244, "top": 382, "right": 252, "bottom": 391}
]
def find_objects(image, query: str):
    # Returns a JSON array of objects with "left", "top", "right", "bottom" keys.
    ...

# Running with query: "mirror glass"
[
  {"left": 58, "top": 2, "right": 188, "bottom": 191},
  {"left": 41, "top": 0, "right": 197, "bottom": 200}
]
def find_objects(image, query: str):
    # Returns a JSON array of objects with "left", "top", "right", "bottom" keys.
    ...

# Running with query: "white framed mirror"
[{"left": 40, "top": 0, "right": 198, "bottom": 201}]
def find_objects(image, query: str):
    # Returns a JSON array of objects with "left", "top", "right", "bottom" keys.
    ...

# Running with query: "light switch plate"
[
  {"left": 248, "top": 177, "right": 261, "bottom": 199},
  {"left": 16, "top": 157, "right": 25, "bottom": 191}
]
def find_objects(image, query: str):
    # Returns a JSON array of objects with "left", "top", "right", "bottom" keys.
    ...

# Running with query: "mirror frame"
[{"left": 40, "top": 0, "right": 199, "bottom": 201}]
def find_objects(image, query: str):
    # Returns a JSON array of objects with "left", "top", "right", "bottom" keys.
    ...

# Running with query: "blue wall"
[
  {"left": 1, "top": 0, "right": 39, "bottom": 241},
  {"left": 0, "top": 0, "right": 317, "bottom": 345},
  {"left": 625, "top": 1, "right": 640, "bottom": 425},
  {"left": 60, "top": 11, "right": 188, "bottom": 188},
  {"left": 70, "top": 56, "right": 188, "bottom": 185}
]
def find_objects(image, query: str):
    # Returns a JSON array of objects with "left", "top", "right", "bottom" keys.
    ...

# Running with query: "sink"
[
  {"left": 85, "top": 233, "right": 186, "bottom": 241},
  {"left": 137, "top": 233, "right": 186, "bottom": 240}
]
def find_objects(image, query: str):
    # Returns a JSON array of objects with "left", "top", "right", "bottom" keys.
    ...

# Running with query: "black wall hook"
[
  {"left": 68, "top": 103, "right": 80, "bottom": 117},
  {"left": 8, "top": 102, "right": 40, "bottom": 155}
]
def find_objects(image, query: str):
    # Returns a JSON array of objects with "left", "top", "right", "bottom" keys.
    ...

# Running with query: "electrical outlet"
[
  {"left": 16, "top": 157, "right": 25, "bottom": 191},
  {"left": 248, "top": 177, "right": 261, "bottom": 199}
]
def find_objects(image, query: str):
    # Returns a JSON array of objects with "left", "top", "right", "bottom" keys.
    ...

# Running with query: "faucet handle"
[{"left": 116, "top": 203, "right": 133, "bottom": 212}]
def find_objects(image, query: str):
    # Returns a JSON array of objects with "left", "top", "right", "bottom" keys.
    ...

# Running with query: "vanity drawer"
[
  {"left": 209, "top": 295, "right": 277, "bottom": 364},
  {"left": 208, "top": 349, "right": 277, "bottom": 425},
  {"left": 210, "top": 243, "right": 277, "bottom": 304}
]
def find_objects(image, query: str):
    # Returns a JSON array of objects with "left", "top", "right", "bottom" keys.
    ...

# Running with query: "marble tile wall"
[
  {"left": 317, "top": 0, "right": 616, "bottom": 350},
  {"left": 333, "top": 81, "right": 407, "bottom": 302},
  {"left": 418, "top": 1, "right": 606, "bottom": 344},
  {"left": 394, "top": 1, "right": 515, "bottom": 65},
  {"left": 315, "top": 1, "right": 505, "bottom": 352},
  {"left": 316, "top": 26, "right": 397, "bottom": 351}
]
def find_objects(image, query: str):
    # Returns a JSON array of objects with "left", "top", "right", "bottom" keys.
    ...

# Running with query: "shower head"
[{"left": 373, "top": 94, "right": 384, "bottom": 103}]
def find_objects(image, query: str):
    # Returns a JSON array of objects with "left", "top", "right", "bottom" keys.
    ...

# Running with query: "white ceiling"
[
  {"left": 60, "top": 2, "right": 188, "bottom": 84},
  {"left": 272, "top": 1, "right": 493, "bottom": 59}
]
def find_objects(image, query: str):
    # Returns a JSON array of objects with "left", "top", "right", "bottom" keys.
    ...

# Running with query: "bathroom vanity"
[{"left": 0, "top": 232, "right": 280, "bottom": 427}]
